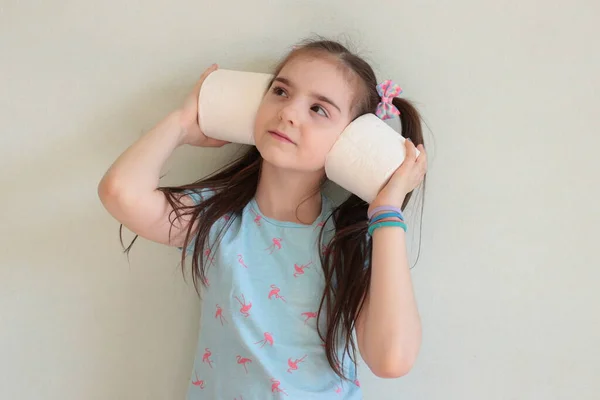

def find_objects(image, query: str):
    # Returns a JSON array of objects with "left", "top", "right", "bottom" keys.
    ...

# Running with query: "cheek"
[
  {"left": 300, "top": 129, "right": 341, "bottom": 166},
  {"left": 313, "top": 125, "right": 342, "bottom": 150},
  {"left": 253, "top": 100, "right": 272, "bottom": 140}
]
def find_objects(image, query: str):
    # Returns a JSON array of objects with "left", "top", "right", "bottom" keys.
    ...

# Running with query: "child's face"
[{"left": 254, "top": 55, "right": 355, "bottom": 173}]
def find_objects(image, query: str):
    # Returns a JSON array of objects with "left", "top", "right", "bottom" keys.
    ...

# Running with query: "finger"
[
  {"left": 200, "top": 63, "right": 218, "bottom": 80},
  {"left": 193, "top": 64, "right": 218, "bottom": 92},
  {"left": 417, "top": 155, "right": 428, "bottom": 175},
  {"left": 404, "top": 138, "right": 417, "bottom": 162},
  {"left": 415, "top": 148, "right": 427, "bottom": 169},
  {"left": 204, "top": 138, "right": 230, "bottom": 147},
  {"left": 415, "top": 144, "right": 427, "bottom": 161}
]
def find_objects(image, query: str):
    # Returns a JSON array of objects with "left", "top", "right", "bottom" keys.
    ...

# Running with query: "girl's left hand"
[{"left": 368, "top": 139, "right": 427, "bottom": 213}]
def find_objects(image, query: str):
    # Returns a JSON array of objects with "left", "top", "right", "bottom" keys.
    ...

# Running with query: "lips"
[{"left": 268, "top": 130, "right": 295, "bottom": 144}]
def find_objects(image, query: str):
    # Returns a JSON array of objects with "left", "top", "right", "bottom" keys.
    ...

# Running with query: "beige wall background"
[{"left": 1, "top": 0, "right": 598, "bottom": 399}]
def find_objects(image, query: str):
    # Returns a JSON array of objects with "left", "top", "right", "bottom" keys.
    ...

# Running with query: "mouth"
[{"left": 268, "top": 130, "right": 295, "bottom": 144}]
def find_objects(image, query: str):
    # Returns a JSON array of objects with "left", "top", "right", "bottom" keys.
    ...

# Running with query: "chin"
[
  {"left": 254, "top": 133, "right": 290, "bottom": 166},
  {"left": 254, "top": 132, "right": 326, "bottom": 173},
  {"left": 257, "top": 145, "right": 297, "bottom": 170}
]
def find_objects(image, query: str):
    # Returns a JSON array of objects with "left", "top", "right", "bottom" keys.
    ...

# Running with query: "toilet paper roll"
[
  {"left": 198, "top": 69, "right": 274, "bottom": 145},
  {"left": 325, "top": 114, "right": 420, "bottom": 204}
]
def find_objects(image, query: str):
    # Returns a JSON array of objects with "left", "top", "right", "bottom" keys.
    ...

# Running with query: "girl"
[{"left": 99, "top": 38, "right": 427, "bottom": 399}]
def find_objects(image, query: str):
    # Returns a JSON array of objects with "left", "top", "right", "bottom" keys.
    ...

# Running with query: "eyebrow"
[{"left": 274, "top": 76, "right": 342, "bottom": 113}]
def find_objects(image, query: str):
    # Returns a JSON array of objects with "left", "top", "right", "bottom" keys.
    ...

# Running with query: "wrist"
[
  {"left": 368, "top": 220, "right": 407, "bottom": 236},
  {"left": 168, "top": 110, "right": 189, "bottom": 146},
  {"left": 368, "top": 200, "right": 406, "bottom": 218},
  {"left": 367, "top": 206, "right": 407, "bottom": 236},
  {"left": 369, "top": 192, "right": 408, "bottom": 212}
]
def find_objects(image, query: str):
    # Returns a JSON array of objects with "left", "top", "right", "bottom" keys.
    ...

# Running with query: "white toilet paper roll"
[
  {"left": 325, "top": 114, "right": 419, "bottom": 204},
  {"left": 198, "top": 69, "right": 274, "bottom": 145}
]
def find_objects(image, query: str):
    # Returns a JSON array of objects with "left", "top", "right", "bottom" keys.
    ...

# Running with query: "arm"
[
  {"left": 98, "top": 64, "right": 227, "bottom": 247},
  {"left": 355, "top": 139, "right": 427, "bottom": 378},
  {"left": 355, "top": 222, "right": 422, "bottom": 378},
  {"left": 98, "top": 110, "right": 194, "bottom": 247}
]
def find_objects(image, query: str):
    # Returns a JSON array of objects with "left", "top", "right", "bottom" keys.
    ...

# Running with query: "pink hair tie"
[{"left": 375, "top": 80, "right": 402, "bottom": 120}]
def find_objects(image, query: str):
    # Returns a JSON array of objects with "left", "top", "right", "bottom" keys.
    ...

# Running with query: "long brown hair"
[{"left": 121, "top": 37, "right": 426, "bottom": 381}]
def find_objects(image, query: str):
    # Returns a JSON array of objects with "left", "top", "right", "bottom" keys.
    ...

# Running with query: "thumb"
[
  {"left": 193, "top": 64, "right": 219, "bottom": 95},
  {"left": 203, "top": 138, "right": 231, "bottom": 147}
]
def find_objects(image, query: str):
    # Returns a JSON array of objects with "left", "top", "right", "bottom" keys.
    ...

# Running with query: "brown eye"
[
  {"left": 311, "top": 105, "right": 328, "bottom": 118},
  {"left": 272, "top": 86, "right": 287, "bottom": 97}
]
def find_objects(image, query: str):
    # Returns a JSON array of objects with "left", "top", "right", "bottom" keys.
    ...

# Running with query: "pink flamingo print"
[
  {"left": 267, "top": 284, "right": 286, "bottom": 302},
  {"left": 202, "top": 348, "right": 213, "bottom": 368},
  {"left": 223, "top": 214, "right": 231, "bottom": 222},
  {"left": 234, "top": 294, "right": 252, "bottom": 317},
  {"left": 301, "top": 311, "right": 317, "bottom": 325},
  {"left": 254, "top": 332, "right": 274, "bottom": 348},
  {"left": 251, "top": 209, "right": 262, "bottom": 226},
  {"left": 321, "top": 244, "right": 330, "bottom": 256},
  {"left": 237, "top": 254, "right": 248, "bottom": 269},
  {"left": 354, "top": 379, "right": 361, "bottom": 387},
  {"left": 265, "top": 237, "right": 283, "bottom": 254},
  {"left": 204, "top": 248, "right": 215, "bottom": 266},
  {"left": 293, "top": 261, "right": 313, "bottom": 278},
  {"left": 236, "top": 355, "right": 252, "bottom": 374},
  {"left": 215, "top": 304, "right": 227, "bottom": 325},
  {"left": 270, "top": 378, "right": 288, "bottom": 396},
  {"left": 191, "top": 371, "right": 205, "bottom": 389},
  {"left": 335, "top": 385, "right": 343, "bottom": 395},
  {"left": 202, "top": 276, "right": 210, "bottom": 287},
  {"left": 287, "top": 355, "right": 307, "bottom": 373},
  {"left": 314, "top": 221, "right": 325, "bottom": 231}
]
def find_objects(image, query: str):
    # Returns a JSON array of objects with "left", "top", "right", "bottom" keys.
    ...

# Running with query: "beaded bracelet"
[{"left": 368, "top": 221, "right": 408, "bottom": 236}]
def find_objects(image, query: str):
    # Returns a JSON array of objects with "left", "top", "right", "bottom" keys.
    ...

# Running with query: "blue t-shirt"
[{"left": 184, "top": 189, "right": 363, "bottom": 400}]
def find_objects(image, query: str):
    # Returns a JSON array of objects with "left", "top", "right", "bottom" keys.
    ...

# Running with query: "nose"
[{"left": 279, "top": 102, "right": 299, "bottom": 126}]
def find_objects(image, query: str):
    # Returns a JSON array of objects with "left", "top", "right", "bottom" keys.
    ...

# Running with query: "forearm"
[
  {"left": 99, "top": 111, "right": 184, "bottom": 196},
  {"left": 362, "top": 226, "right": 422, "bottom": 374}
]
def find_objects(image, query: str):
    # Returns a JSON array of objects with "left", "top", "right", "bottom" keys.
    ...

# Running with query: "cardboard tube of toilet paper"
[
  {"left": 325, "top": 114, "right": 420, "bottom": 204},
  {"left": 198, "top": 69, "right": 274, "bottom": 145}
]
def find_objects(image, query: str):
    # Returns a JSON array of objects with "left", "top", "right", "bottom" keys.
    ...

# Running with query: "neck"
[{"left": 255, "top": 159, "right": 324, "bottom": 225}]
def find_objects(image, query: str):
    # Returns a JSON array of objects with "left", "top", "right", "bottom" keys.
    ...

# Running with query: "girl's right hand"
[{"left": 178, "top": 64, "right": 230, "bottom": 147}]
